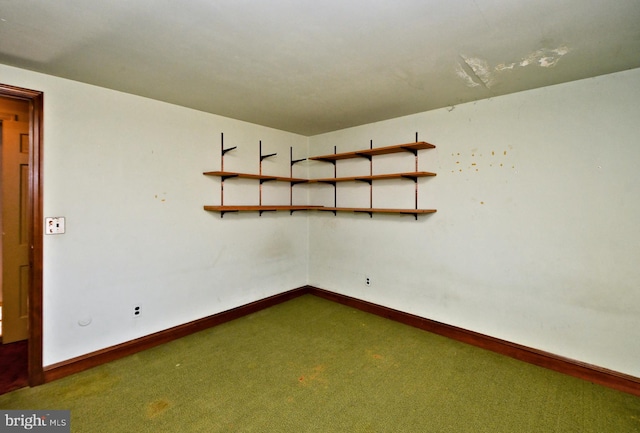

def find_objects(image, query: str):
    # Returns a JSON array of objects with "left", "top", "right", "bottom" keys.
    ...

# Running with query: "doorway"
[
  {"left": 1, "top": 97, "right": 30, "bottom": 342},
  {"left": 0, "top": 83, "right": 44, "bottom": 387}
]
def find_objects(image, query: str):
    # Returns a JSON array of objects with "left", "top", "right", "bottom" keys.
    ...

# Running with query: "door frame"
[{"left": 0, "top": 83, "right": 44, "bottom": 386}]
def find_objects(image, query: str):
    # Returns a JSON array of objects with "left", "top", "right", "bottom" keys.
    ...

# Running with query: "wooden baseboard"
[
  {"left": 307, "top": 287, "right": 640, "bottom": 397},
  {"left": 43, "top": 286, "right": 312, "bottom": 382},
  {"left": 43, "top": 284, "right": 640, "bottom": 397}
]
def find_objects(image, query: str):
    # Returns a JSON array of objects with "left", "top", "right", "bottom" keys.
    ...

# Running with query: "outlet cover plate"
[{"left": 45, "top": 217, "right": 65, "bottom": 234}]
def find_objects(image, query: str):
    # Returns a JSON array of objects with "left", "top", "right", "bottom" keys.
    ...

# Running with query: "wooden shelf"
[
  {"left": 317, "top": 207, "right": 437, "bottom": 219},
  {"left": 204, "top": 205, "right": 435, "bottom": 216},
  {"left": 318, "top": 207, "right": 436, "bottom": 214},
  {"left": 307, "top": 171, "right": 436, "bottom": 184},
  {"left": 204, "top": 205, "right": 323, "bottom": 217},
  {"left": 204, "top": 205, "right": 322, "bottom": 211},
  {"left": 204, "top": 137, "right": 436, "bottom": 219},
  {"left": 306, "top": 140, "right": 437, "bottom": 219},
  {"left": 203, "top": 171, "right": 308, "bottom": 184},
  {"left": 309, "top": 141, "right": 435, "bottom": 162}
]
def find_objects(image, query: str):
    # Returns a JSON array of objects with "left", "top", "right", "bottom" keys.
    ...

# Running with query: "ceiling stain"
[
  {"left": 497, "top": 46, "right": 570, "bottom": 70},
  {"left": 456, "top": 55, "right": 494, "bottom": 88},
  {"left": 1, "top": 0, "right": 636, "bottom": 136},
  {"left": 458, "top": 45, "right": 571, "bottom": 88}
]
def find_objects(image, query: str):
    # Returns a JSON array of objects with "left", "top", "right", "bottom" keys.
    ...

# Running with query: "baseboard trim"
[
  {"left": 42, "top": 284, "right": 640, "bottom": 397},
  {"left": 308, "top": 286, "right": 640, "bottom": 397},
  {"left": 43, "top": 286, "right": 312, "bottom": 383}
]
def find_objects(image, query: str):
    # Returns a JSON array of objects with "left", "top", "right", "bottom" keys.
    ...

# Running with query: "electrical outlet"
[
  {"left": 365, "top": 277, "right": 371, "bottom": 286},
  {"left": 45, "top": 217, "right": 65, "bottom": 234},
  {"left": 133, "top": 305, "right": 142, "bottom": 318}
]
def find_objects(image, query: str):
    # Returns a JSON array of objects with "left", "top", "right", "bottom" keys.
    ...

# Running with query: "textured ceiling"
[{"left": 1, "top": 0, "right": 639, "bottom": 136}]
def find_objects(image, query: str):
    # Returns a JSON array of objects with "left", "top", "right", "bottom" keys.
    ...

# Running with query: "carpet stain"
[
  {"left": 62, "top": 370, "right": 120, "bottom": 399},
  {"left": 298, "top": 365, "right": 327, "bottom": 387},
  {"left": 147, "top": 399, "right": 171, "bottom": 418},
  {"left": 367, "top": 349, "right": 386, "bottom": 362},
  {"left": 366, "top": 349, "right": 401, "bottom": 370}
]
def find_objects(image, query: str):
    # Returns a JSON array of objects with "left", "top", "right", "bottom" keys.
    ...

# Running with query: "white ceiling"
[{"left": 1, "top": 1, "right": 639, "bottom": 136}]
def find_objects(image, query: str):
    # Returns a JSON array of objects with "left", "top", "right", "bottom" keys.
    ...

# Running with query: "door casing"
[{"left": 0, "top": 83, "right": 44, "bottom": 386}]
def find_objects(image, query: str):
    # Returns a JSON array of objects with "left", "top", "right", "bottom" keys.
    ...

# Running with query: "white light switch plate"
[{"left": 45, "top": 217, "right": 65, "bottom": 234}]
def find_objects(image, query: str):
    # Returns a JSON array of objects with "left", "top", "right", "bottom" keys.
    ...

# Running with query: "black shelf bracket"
[
  {"left": 354, "top": 210, "right": 374, "bottom": 218},
  {"left": 221, "top": 174, "right": 239, "bottom": 181},
  {"left": 318, "top": 209, "right": 337, "bottom": 216},
  {"left": 400, "top": 147, "right": 418, "bottom": 156},
  {"left": 259, "top": 140, "right": 277, "bottom": 161},
  {"left": 313, "top": 157, "right": 336, "bottom": 165},
  {"left": 355, "top": 178, "right": 372, "bottom": 185},
  {"left": 291, "top": 155, "right": 307, "bottom": 165},
  {"left": 401, "top": 175, "right": 419, "bottom": 182},
  {"left": 220, "top": 210, "right": 238, "bottom": 218},
  {"left": 260, "top": 152, "right": 277, "bottom": 161},
  {"left": 221, "top": 133, "right": 238, "bottom": 156},
  {"left": 400, "top": 211, "right": 419, "bottom": 221}
]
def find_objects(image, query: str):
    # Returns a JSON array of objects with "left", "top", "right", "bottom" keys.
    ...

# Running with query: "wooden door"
[{"left": 1, "top": 119, "right": 30, "bottom": 343}]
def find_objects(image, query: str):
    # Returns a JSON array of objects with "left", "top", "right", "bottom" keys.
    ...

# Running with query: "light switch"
[{"left": 45, "top": 217, "right": 65, "bottom": 235}]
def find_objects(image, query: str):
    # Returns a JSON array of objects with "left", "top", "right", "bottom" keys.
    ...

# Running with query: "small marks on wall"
[{"left": 450, "top": 147, "right": 516, "bottom": 174}]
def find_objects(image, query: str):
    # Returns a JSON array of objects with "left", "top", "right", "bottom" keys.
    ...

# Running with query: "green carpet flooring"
[{"left": 1, "top": 295, "right": 639, "bottom": 432}]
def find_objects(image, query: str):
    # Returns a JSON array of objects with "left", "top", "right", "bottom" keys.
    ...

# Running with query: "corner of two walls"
[
  {"left": 0, "top": 63, "right": 310, "bottom": 366},
  {"left": 307, "top": 68, "right": 640, "bottom": 378}
]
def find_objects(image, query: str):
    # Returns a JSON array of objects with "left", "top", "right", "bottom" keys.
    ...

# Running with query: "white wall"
[
  {"left": 308, "top": 68, "right": 640, "bottom": 377},
  {"left": 0, "top": 64, "right": 309, "bottom": 366}
]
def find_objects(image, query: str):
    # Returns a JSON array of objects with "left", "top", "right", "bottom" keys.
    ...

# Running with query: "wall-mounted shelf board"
[
  {"left": 203, "top": 170, "right": 308, "bottom": 184},
  {"left": 204, "top": 205, "right": 323, "bottom": 211},
  {"left": 307, "top": 171, "right": 436, "bottom": 184},
  {"left": 316, "top": 207, "right": 437, "bottom": 218},
  {"left": 204, "top": 205, "right": 324, "bottom": 217},
  {"left": 203, "top": 205, "right": 435, "bottom": 216},
  {"left": 309, "top": 141, "right": 435, "bottom": 162}
]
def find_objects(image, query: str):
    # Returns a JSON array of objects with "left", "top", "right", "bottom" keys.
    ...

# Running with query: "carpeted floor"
[
  {"left": 0, "top": 339, "right": 28, "bottom": 395},
  {"left": 1, "top": 295, "right": 639, "bottom": 432}
]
